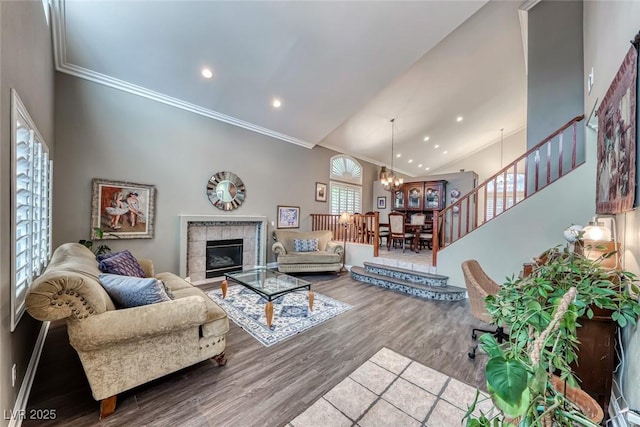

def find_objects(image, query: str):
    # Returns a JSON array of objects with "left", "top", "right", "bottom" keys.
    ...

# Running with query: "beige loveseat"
[
  {"left": 273, "top": 229, "right": 343, "bottom": 273},
  {"left": 25, "top": 243, "right": 229, "bottom": 419}
]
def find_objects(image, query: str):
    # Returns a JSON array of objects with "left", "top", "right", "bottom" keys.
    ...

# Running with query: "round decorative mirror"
[{"left": 207, "top": 171, "right": 246, "bottom": 211}]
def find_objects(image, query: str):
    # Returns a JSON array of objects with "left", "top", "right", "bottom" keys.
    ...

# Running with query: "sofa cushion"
[
  {"left": 98, "top": 250, "right": 146, "bottom": 277},
  {"left": 277, "top": 252, "right": 341, "bottom": 264},
  {"left": 274, "top": 230, "right": 333, "bottom": 253},
  {"left": 293, "top": 238, "right": 319, "bottom": 252},
  {"left": 99, "top": 274, "right": 172, "bottom": 308},
  {"left": 156, "top": 272, "right": 195, "bottom": 291}
]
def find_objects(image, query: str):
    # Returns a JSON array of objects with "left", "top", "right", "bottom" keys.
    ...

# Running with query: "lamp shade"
[
  {"left": 338, "top": 212, "right": 352, "bottom": 224},
  {"left": 582, "top": 221, "right": 612, "bottom": 241}
]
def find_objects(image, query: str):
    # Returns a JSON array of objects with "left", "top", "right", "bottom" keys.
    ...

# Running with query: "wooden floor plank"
[{"left": 24, "top": 273, "right": 488, "bottom": 427}]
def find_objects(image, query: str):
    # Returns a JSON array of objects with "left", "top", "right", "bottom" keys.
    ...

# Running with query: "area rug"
[
  {"left": 207, "top": 285, "right": 352, "bottom": 347},
  {"left": 287, "top": 348, "right": 496, "bottom": 427}
]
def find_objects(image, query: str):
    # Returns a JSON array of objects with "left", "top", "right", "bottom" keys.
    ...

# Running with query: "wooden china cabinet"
[{"left": 392, "top": 180, "right": 447, "bottom": 218}]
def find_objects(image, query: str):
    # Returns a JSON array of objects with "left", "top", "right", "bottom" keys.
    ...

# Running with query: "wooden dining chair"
[{"left": 388, "top": 212, "right": 413, "bottom": 252}]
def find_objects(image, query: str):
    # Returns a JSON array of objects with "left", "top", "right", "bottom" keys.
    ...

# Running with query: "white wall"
[
  {"left": 0, "top": 2, "right": 55, "bottom": 425},
  {"left": 527, "top": 1, "right": 584, "bottom": 153},
  {"left": 430, "top": 129, "right": 526, "bottom": 182},
  {"left": 584, "top": 0, "right": 640, "bottom": 409},
  {"left": 54, "top": 75, "right": 378, "bottom": 272}
]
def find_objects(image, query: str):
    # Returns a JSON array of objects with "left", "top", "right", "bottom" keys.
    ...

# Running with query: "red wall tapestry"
[{"left": 596, "top": 46, "right": 637, "bottom": 214}]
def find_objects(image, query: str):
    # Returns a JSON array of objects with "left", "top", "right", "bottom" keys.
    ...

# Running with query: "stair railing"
[
  {"left": 432, "top": 115, "right": 585, "bottom": 266},
  {"left": 310, "top": 212, "right": 380, "bottom": 257}
]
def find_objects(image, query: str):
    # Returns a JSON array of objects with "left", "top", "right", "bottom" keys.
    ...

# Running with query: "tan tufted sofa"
[
  {"left": 272, "top": 229, "right": 343, "bottom": 273},
  {"left": 25, "top": 243, "right": 229, "bottom": 419}
]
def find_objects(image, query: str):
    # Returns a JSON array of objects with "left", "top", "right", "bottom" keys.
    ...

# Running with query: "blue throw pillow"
[
  {"left": 99, "top": 274, "right": 171, "bottom": 308},
  {"left": 293, "top": 238, "right": 319, "bottom": 252},
  {"left": 98, "top": 250, "right": 146, "bottom": 277}
]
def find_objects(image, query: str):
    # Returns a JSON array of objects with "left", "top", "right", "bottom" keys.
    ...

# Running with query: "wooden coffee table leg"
[
  {"left": 265, "top": 301, "right": 274, "bottom": 328},
  {"left": 221, "top": 280, "right": 228, "bottom": 299},
  {"left": 308, "top": 290, "right": 314, "bottom": 311}
]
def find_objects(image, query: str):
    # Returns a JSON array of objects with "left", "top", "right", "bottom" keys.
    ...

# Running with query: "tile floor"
[
  {"left": 365, "top": 247, "right": 437, "bottom": 275},
  {"left": 288, "top": 347, "right": 495, "bottom": 427},
  {"left": 377, "top": 247, "right": 433, "bottom": 267}
]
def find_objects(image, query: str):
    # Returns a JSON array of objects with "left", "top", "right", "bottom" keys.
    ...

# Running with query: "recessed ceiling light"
[
  {"left": 425, "top": 167, "right": 430, "bottom": 171},
  {"left": 408, "top": 159, "right": 413, "bottom": 163},
  {"left": 396, "top": 154, "right": 401, "bottom": 158},
  {"left": 434, "top": 144, "right": 440, "bottom": 149},
  {"left": 272, "top": 98, "right": 282, "bottom": 108},
  {"left": 456, "top": 116, "right": 463, "bottom": 122},
  {"left": 423, "top": 136, "right": 430, "bottom": 142},
  {"left": 443, "top": 150, "right": 449, "bottom": 154},
  {"left": 201, "top": 68, "right": 213, "bottom": 79},
  {"left": 418, "top": 164, "right": 423, "bottom": 168}
]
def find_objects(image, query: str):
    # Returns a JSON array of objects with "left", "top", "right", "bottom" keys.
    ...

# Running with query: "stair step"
[
  {"left": 351, "top": 266, "right": 466, "bottom": 302},
  {"left": 363, "top": 262, "right": 449, "bottom": 287}
]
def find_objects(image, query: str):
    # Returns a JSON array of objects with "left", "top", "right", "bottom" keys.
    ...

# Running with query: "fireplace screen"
[{"left": 206, "top": 239, "right": 243, "bottom": 278}]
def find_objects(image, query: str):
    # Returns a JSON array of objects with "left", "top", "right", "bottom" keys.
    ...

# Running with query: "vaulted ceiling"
[{"left": 52, "top": 0, "right": 526, "bottom": 176}]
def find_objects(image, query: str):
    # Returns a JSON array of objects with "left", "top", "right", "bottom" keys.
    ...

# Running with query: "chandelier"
[{"left": 380, "top": 118, "right": 403, "bottom": 192}]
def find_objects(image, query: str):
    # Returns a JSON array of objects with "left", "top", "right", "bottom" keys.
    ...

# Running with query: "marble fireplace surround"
[{"left": 179, "top": 215, "right": 268, "bottom": 284}]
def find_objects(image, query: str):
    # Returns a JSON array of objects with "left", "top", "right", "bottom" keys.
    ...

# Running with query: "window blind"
[{"left": 11, "top": 90, "right": 52, "bottom": 331}]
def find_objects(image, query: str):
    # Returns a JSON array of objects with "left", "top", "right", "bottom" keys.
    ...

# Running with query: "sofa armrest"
[
  {"left": 137, "top": 259, "right": 155, "bottom": 278},
  {"left": 68, "top": 296, "right": 207, "bottom": 351},
  {"left": 326, "top": 241, "right": 344, "bottom": 256},
  {"left": 273, "top": 242, "right": 287, "bottom": 257}
]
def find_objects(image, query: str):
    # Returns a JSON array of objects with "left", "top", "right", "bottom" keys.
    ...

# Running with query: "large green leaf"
[
  {"left": 488, "top": 382, "right": 531, "bottom": 418},
  {"left": 485, "top": 357, "right": 528, "bottom": 407}
]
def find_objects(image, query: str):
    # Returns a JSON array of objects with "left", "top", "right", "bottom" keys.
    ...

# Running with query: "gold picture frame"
[{"left": 91, "top": 178, "right": 156, "bottom": 239}]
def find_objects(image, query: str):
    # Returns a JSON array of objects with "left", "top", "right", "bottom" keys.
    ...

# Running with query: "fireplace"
[
  {"left": 179, "top": 215, "right": 268, "bottom": 283},
  {"left": 206, "top": 239, "right": 243, "bottom": 278}
]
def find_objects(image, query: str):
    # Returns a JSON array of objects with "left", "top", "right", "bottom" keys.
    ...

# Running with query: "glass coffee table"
[{"left": 222, "top": 268, "right": 314, "bottom": 328}]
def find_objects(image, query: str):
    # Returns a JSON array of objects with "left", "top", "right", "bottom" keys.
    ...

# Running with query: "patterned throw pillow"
[
  {"left": 98, "top": 250, "right": 146, "bottom": 277},
  {"left": 96, "top": 251, "right": 118, "bottom": 262},
  {"left": 293, "top": 238, "right": 319, "bottom": 252},
  {"left": 99, "top": 274, "right": 172, "bottom": 308}
]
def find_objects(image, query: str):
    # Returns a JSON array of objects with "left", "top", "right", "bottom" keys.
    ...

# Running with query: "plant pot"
[{"left": 550, "top": 375, "right": 604, "bottom": 424}]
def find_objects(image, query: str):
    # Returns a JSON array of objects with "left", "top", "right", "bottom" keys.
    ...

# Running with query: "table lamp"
[{"left": 581, "top": 216, "right": 619, "bottom": 269}]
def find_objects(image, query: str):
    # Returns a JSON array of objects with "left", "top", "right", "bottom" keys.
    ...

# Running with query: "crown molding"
[{"left": 49, "top": 0, "right": 315, "bottom": 150}]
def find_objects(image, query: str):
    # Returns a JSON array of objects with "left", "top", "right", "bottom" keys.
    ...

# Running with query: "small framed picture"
[
  {"left": 315, "top": 182, "right": 327, "bottom": 202},
  {"left": 277, "top": 205, "right": 300, "bottom": 229},
  {"left": 377, "top": 196, "right": 387, "bottom": 210},
  {"left": 91, "top": 178, "right": 156, "bottom": 239}
]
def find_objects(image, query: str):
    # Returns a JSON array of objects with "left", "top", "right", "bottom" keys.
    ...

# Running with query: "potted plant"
[
  {"left": 464, "top": 244, "right": 640, "bottom": 426},
  {"left": 79, "top": 227, "right": 116, "bottom": 256}
]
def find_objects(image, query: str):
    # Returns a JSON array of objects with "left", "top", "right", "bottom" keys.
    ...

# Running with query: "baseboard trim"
[{"left": 8, "top": 321, "right": 50, "bottom": 427}]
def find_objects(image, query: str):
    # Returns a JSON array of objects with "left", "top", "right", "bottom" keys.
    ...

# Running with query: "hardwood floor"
[{"left": 24, "top": 273, "right": 487, "bottom": 427}]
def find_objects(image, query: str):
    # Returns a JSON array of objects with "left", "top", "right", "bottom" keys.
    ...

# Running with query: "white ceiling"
[{"left": 52, "top": 0, "right": 526, "bottom": 176}]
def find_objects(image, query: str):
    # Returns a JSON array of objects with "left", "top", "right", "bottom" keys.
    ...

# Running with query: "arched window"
[{"left": 329, "top": 155, "right": 362, "bottom": 214}]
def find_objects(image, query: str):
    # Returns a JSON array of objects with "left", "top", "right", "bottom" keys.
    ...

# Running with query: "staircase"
[
  {"left": 432, "top": 115, "right": 585, "bottom": 266},
  {"left": 350, "top": 262, "right": 466, "bottom": 301}
]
